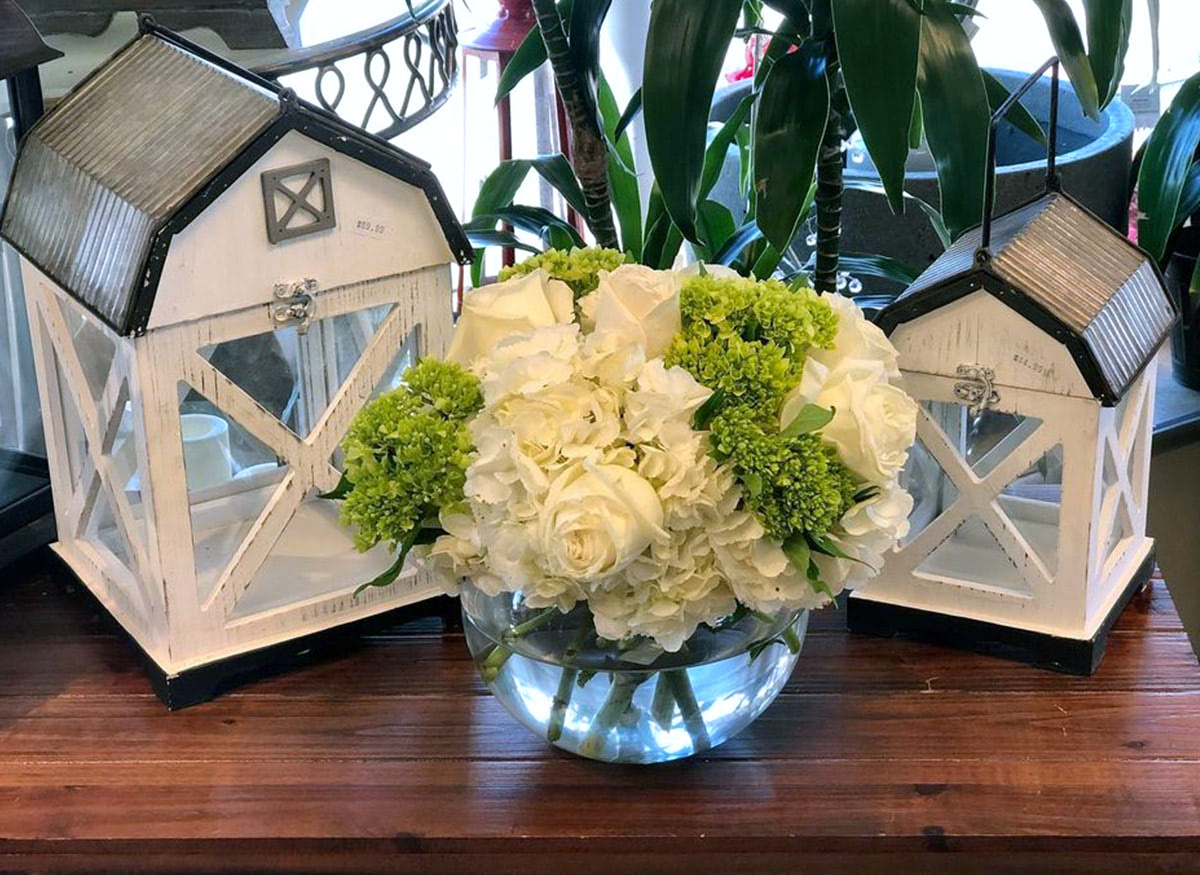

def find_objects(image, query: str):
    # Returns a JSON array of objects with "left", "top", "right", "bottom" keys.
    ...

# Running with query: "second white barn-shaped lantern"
[
  {"left": 848, "top": 61, "right": 1176, "bottom": 674},
  {"left": 0, "top": 18, "right": 472, "bottom": 706}
]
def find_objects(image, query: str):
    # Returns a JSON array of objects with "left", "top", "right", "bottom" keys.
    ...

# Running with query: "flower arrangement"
[{"left": 339, "top": 248, "right": 918, "bottom": 651}]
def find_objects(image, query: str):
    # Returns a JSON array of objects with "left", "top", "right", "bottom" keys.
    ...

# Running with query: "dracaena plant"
[
  {"left": 1136, "top": 69, "right": 1200, "bottom": 290},
  {"left": 469, "top": 0, "right": 1142, "bottom": 293}
]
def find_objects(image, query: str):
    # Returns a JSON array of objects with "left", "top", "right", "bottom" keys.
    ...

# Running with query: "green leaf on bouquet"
[
  {"left": 747, "top": 636, "right": 789, "bottom": 661},
  {"left": 780, "top": 403, "right": 834, "bottom": 437},
  {"left": 318, "top": 471, "right": 353, "bottom": 501},
  {"left": 782, "top": 532, "right": 812, "bottom": 577},
  {"left": 352, "top": 524, "right": 445, "bottom": 597},
  {"left": 806, "top": 559, "right": 836, "bottom": 599},
  {"left": 852, "top": 484, "right": 882, "bottom": 504},
  {"left": 807, "top": 531, "right": 875, "bottom": 570},
  {"left": 742, "top": 471, "right": 764, "bottom": 498},
  {"left": 692, "top": 388, "right": 728, "bottom": 431}
]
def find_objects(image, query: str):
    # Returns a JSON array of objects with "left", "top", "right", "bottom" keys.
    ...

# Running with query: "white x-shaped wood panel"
[
  {"left": 181, "top": 302, "right": 415, "bottom": 618},
  {"left": 892, "top": 404, "right": 1063, "bottom": 593},
  {"left": 1092, "top": 373, "right": 1150, "bottom": 580}
]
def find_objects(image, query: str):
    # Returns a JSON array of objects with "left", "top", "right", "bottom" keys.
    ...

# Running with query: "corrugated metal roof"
[
  {"left": 880, "top": 192, "right": 1175, "bottom": 403},
  {"left": 1, "top": 35, "right": 281, "bottom": 331}
]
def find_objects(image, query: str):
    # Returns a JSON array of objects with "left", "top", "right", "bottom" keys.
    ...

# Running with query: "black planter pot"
[{"left": 1166, "top": 227, "right": 1200, "bottom": 390}]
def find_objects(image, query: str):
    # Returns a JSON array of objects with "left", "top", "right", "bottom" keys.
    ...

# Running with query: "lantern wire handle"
[{"left": 978, "top": 57, "right": 1061, "bottom": 259}]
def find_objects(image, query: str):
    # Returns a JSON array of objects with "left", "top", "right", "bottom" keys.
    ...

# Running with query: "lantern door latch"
[
  {"left": 272, "top": 278, "right": 317, "bottom": 333},
  {"left": 954, "top": 363, "right": 1000, "bottom": 416}
]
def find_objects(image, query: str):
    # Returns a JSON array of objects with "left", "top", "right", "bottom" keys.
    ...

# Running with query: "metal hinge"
[
  {"left": 271, "top": 278, "right": 317, "bottom": 334},
  {"left": 954, "top": 363, "right": 1000, "bottom": 417}
]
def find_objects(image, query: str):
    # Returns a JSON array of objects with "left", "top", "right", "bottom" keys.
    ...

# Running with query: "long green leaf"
[
  {"left": 1177, "top": 162, "right": 1200, "bottom": 230},
  {"left": 754, "top": 42, "right": 829, "bottom": 251},
  {"left": 472, "top": 156, "right": 587, "bottom": 224},
  {"left": 1084, "top": 0, "right": 1132, "bottom": 108},
  {"left": 1137, "top": 71, "right": 1200, "bottom": 262},
  {"left": 495, "top": 0, "right": 574, "bottom": 104},
  {"left": 837, "top": 251, "right": 923, "bottom": 285},
  {"left": 1030, "top": 0, "right": 1100, "bottom": 120},
  {"left": 701, "top": 93, "right": 756, "bottom": 202},
  {"left": 908, "top": 89, "right": 924, "bottom": 150},
  {"left": 473, "top": 206, "right": 585, "bottom": 246},
  {"left": 714, "top": 222, "right": 764, "bottom": 266},
  {"left": 983, "top": 71, "right": 1047, "bottom": 148},
  {"left": 568, "top": 0, "right": 613, "bottom": 96},
  {"left": 916, "top": 2, "right": 989, "bottom": 240},
  {"left": 614, "top": 88, "right": 643, "bottom": 144},
  {"left": 598, "top": 76, "right": 643, "bottom": 260},
  {"left": 832, "top": 0, "right": 921, "bottom": 213},
  {"left": 696, "top": 199, "right": 738, "bottom": 256},
  {"left": 643, "top": 0, "right": 744, "bottom": 241},
  {"left": 465, "top": 229, "right": 541, "bottom": 254}
]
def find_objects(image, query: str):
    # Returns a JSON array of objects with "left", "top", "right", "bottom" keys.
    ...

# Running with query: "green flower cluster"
[
  {"left": 340, "top": 360, "right": 482, "bottom": 553},
  {"left": 669, "top": 272, "right": 858, "bottom": 560},
  {"left": 665, "top": 273, "right": 837, "bottom": 418},
  {"left": 709, "top": 407, "right": 858, "bottom": 542},
  {"left": 499, "top": 246, "right": 631, "bottom": 297}
]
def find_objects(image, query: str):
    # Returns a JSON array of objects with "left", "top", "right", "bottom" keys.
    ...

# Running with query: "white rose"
[
  {"left": 446, "top": 270, "right": 574, "bottom": 366},
  {"left": 815, "top": 481, "right": 915, "bottom": 590},
  {"left": 785, "top": 358, "right": 918, "bottom": 484},
  {"left": 810, "top": 291, "right": 902, "bottom": 377},
  {"left": 586, "top": 264, "right": 682, "bottom": 358},
  {"left": 536, "top": 463, "right": 665, "bottom": 582}
]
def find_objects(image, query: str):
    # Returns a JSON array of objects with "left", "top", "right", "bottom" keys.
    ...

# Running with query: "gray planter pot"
[{"left": 710, "top": 69, "right": 1135, "bottom": 295}]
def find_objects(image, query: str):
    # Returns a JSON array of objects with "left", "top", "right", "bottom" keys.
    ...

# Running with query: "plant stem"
[
  {"left": 578, "top": 674, "right": 643, "bottom": 759},
  {"left": 650, "top": 673, "right": 677, "bottom": 729},
  {"left": 663, "top": 670, "right": 711, "bottom": 753},
  {"left": 783, "top": 623, "right": 803, "bottom": 654},
  {"left": 547, "top": 619, "right": 592, "bottom": 743},
  {"left": 530, "top": 0, "right": 620, "bottom": 249},
  {"left": 814, "top": 68, "right": 845, "bottom": 294},
  {"left": 503, "top": 608, "right": 558, "bottom": 642},
  {"left": 480, "top": 644, "right": 512, "bottom": 683}
]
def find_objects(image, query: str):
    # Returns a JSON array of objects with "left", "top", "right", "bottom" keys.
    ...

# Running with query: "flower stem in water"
[
  {"left": 480, "top": 644, "right": 513, "bottom": 683},
  {"left": 579, "top": 674, "right": 643, "bottom": 759},
  {"left": 547, "top": 620, "right": 592, "bottom": 743},
  {"left": 663, "top": 669, "right": 710, "bottom": 753},
  {"left": 503, "top": 608, "right": 559, "bottom": 642},
  {"left": 650, "top": 673, "right": 677, "bottom": 729}
]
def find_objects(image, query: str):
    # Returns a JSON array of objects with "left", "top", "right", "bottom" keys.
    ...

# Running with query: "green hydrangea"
[
  {"left": 666, "top": 273, "right": 838, "bottom": 422},
  {"left": 666, "top": 327, "right": 797, "bottom": 414},
  {"left": 709, "top": 407, "right": 859, "bottom": 542},
  {"left": 402, "top": 358, "right": 484, "bottom": 420},
  {"left": 339, "top": 360, "right": 480, "bottom": 552},
  {"left": 499, "top": 246, "right": 631, "bottom": 297}
]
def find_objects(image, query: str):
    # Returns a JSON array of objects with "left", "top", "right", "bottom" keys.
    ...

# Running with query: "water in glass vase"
[{"left": 460, "top": 583, "right": 807, "bottom": 763}]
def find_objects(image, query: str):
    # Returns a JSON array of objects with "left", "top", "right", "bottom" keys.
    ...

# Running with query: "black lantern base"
[
  {"left": 0, "top": 449, "right": 55, "bottom": 568},
  {"left": 129, "top": 596, "right": 463, "bottom": 710},
  {"left": 847, "top": 549, "right": 1157, "bottom": 676}
]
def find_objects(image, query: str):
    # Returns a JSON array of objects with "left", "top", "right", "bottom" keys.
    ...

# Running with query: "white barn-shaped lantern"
[
  {"left": 0, "top": 19, "right": 472, "bottom": 705},
  {"left": 848, "top": 61, "right": 1176, "bottom": 674}
]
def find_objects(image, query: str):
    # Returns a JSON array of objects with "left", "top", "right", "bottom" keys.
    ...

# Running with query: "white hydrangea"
[{"left": 421, "top": 266, "right": 917, "bottom": 651}]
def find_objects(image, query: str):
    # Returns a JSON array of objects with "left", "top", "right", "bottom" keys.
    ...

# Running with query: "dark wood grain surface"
[{"left": 1, "top": 549, "right": 1198, "bottom": 874}]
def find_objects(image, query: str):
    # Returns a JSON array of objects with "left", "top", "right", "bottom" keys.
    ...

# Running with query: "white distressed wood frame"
[
  {"left": 24, "top": 260, "right": 455, "bottom": 675},
  {"left": 862, "top": 371, "right": 1102, "bottom": 639}
]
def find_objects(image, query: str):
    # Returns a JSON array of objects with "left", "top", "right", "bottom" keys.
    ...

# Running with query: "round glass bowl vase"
[{"left": 461, "top": 582, "right": 808, "bottom": 764}]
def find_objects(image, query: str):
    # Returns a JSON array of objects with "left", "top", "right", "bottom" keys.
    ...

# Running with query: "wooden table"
[{"left": 2, "top": 551, "right": 1199, "bottom": 873}]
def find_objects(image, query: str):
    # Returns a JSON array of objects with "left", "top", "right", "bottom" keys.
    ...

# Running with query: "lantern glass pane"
[
  {"left": 178, "top": 381, "right": 286, "bottom": 602},
  {"left": 900, "top": 436, "right": 959, "bottom": 547},
  {"left": 907, "top": 401, "right": 1063, "bottom": 590},
  {"left": 917, "top": 514, "right": 1033, "bottom": 595},
  {"left": 1100, "top": 450, "right": 1134, "bottom": 569},
  {"left": 198, "top": 303, "right": 395, "bottom": 440}
]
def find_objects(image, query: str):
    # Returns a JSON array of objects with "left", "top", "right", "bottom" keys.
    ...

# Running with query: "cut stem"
[
  {"left": 578, "top": 674, "right": 643, "bottom": 759},
  {"left": 546, "top": 619, "right": 592, "bottom": 743},
  {"left": 663, "top": 669, "right": 710, "bottom": 753},
  {"left": 503, "top": 608, "right": 559, "bottom": 642},
  {"left": 480, "top": 644, "right": 512, "bottom": 683}
]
